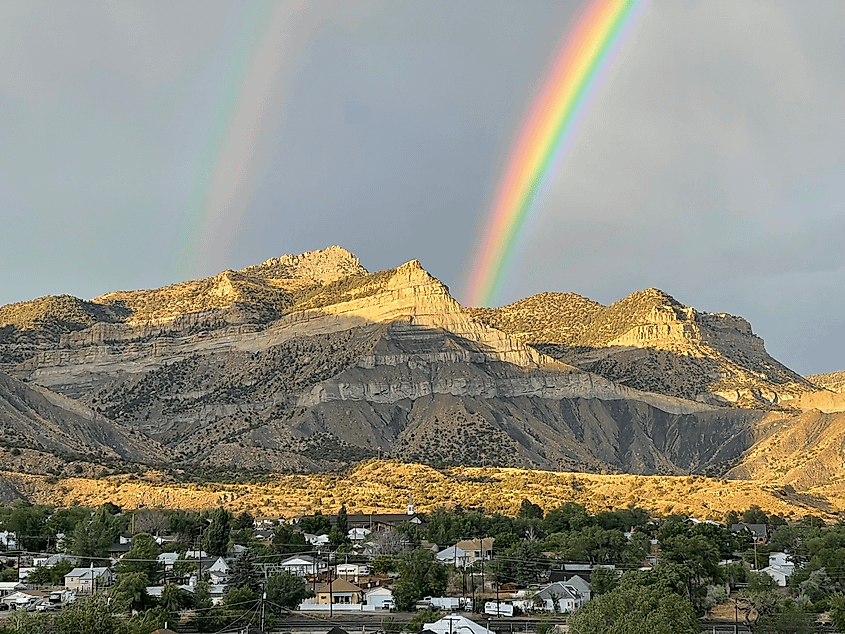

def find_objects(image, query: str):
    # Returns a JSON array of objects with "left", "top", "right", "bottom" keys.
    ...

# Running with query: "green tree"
[
  {"left": 266, "top": 571, "right": 313, "bottom": 611},
  {"left": 754, "top": 599, "right": 813, "bottom": 634},
  {"left": 2, "top": 502, "right": 51, "bottom": 551},
  {"left": 336, "top": 505, "right": 349, "bottom": 534},
  {"left": 160, "top": 581, "right": 190, "bottom": 614},
  {"left": 371, "top": 554, "right": 398, "bottom": 574},
  {"left": 226, "top": 548, "right": 259, "bottom": 593},
  {"left": 393, "top": 547, "right": 448, "bottom": 611},
  {"left": 328, "top": 525, "right": 350, "bottom": 550},
  {"left": 517, "top": 499, "right": 543, "bottom": 520},
  {"left": 116, "top": 533, "right": 162, "bottom": 585},
  {"left": 111, "top": 571, "right": 153, "bottom": 613},
  {"left": 68, "top": 508, "right": 122, "bottom": 559},
  {"left": 589, "top": 566, "right": 620, "bottom": 596},
  {"left": 830, "top": 594, "right": 845, "bottom": 634},
  {"left": 202, "top": 508, "right": 231, "bottom": 557},
  {"left": 55, "top": 592, "right": 129, "bottom": 634},
  {"left": 567, "top": 583, "right": 699, "bottom": 634},
  {"left": 271, "top": 524, "right": 309, "bottom": 555},
  {"left": 298, "top": 511, "right": 331, "bottom": 535},
  {"left": 742, "top": 505, "right": 768, "bottom": 525}
]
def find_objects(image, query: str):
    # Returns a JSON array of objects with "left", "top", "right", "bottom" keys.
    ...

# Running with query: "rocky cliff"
[
  {"left": 0, "top": 247, "right": 836, "bottom": 480},
  {"left": 468, "top": 289, "right": 815, "bottom": 407}
]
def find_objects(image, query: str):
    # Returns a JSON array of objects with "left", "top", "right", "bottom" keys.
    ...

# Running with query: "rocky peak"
[{"left": 240, "top": 246, "right": 367, "bottom": 282}]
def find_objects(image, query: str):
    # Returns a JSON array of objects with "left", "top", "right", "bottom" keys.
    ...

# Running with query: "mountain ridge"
[{"left": 0, "top": 246, "right": 842, "bottom": 492}]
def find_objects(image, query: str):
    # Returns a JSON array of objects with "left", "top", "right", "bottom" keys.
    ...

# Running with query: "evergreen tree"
[
  {"left": 336, "top": 505, "right": 349, "bottom": 534},
  {"left": 202, "top": 508, "right": 231, "bottom": 557},
  {"left": 227, "top": 548, "right": 260, "bottom": 593},
  {"left": 266, "top": 571, "right": 313, "bottom": 611},
  {"left": 115, "top": 533, "right": 163, "bottom": 585}
]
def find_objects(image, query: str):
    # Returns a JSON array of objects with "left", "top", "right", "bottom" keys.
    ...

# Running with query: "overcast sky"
[{"left": 1, "top": 1, "right": 843, "bottom": 374}]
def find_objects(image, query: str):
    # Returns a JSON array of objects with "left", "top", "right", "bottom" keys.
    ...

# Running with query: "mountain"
[
  {"left": 807, "top": 371, "right": 845, "bottom": 393},
  {"left": 0, "top": 246, "right": 840, "bottom": 485},
  {"left": 467, "top": 289, "right": 815, "bottom": 407},
  {"left": 0, "top": 369, "right": 165, "bottom": 462}
]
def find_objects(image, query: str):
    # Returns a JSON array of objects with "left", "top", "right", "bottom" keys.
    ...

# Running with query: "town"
[{"left": 1, "top": 497, "right": 843, "bottom": 633}]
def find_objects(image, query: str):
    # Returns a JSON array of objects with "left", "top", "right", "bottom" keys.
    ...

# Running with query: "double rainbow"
[{"left": 465, "top": 0, "right": 645, "bottom": 307}]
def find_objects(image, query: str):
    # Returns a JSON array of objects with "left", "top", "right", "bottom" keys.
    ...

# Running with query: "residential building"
[
  {"left": 314, "top": 579, "right": 364, "bottom": 605},
  {"left": 64, "top": 567, "right": 113, "bottom": 593},
  {"left": 364, "top": 586, "right": 393, "bottom": 609},
  {"left": 534, "top": 581, "right": 588, "bottom": 613},
  {"left": 731, "top": 523, "right": 768, "bottom": 544}
]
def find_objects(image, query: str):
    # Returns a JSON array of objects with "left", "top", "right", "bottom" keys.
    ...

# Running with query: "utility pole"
[{"left": 329, "top": 552, "right": 334, "bottom": 619}]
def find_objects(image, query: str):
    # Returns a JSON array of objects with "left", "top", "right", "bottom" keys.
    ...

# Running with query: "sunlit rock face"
[{"left": 0, "top": 247, "right": 837, "bottom": 478}]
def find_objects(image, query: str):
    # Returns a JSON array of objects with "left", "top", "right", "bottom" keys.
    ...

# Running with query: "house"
[
  {"left": 0, "top": 581, "right": 25, "bottom": 598},
  {"left": 769, "top": 552, "right": 791, "bottom": 567},
  {"left": 365, "top": 586, "right": 393, "bottom": 609},
  {"left": 423, "top": 615, "right": 495, "bottom": 634},
  {"left": 32, "top": 554, "right": 76, "bottom": 568},
  {"left": 348, "top": 527, "right": 371, "bottom": 543},
  {"left": 201, "top": 557, "right": 230, "bottom": 585},
  {"left": 534, "top": 581, "right": 587, "bottom": 613},
  {"left": 337, "top": 563, "right": 370, "bottom": 581},
  {"left": 304, "top": 533, "right": 330, "bottom": 548},
  {"left": 147, "top": 584, "right": 194, "bottom": 598},
  {"left": 313, "top": 579, "right": 364, "bottom": 605},
  {"left": 64, "top": 567, "right": 113, "bottom": 593},
  {"left": 761, "top": 561, "right": 794, "bottom": 587},
  {"left": 107, "top": 542, "right": 132, "bottom": 562},
  {"left": 345, "top": 513, "right": 423, "bottom": 532},
  {"left": 455, "top": 538, "right": 495, "bottom": 564},
  {"left": 208, "top": 584, "right": 227, "bottom": 606},
  {"left": 277, "top": 554, "right": 321, "bottom": 577},
  {"left": 437, "top": 538, "right": 495, "bottom": 568},
  {"left": 157, "top": 552, "right": 180, "bottom": 571},
  {"left": 0, "top": 531, "right": 17, "bottom": 549},
  {"left": 732, "top": 523, "right": 768, "bottom": 544},
  {"left": 184, "top": 550, "right": 209, "bottom": 559},
  {"left": 436, "top": 545, "right": 471, "bottom": 568}
]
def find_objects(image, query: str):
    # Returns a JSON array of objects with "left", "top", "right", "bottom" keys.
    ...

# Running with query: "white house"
[
  {"left": 349, "top": 527, "right": 371, "bottom": 542},
  {"left": 365, "top": 587, "right": 393, "bottom": 609},
  {"left": 0, "top": 582, "right": 25, "bottom": 598},
  {"left": 337, "top": 563, "right": 370, "bottom": 580},
  {"left": 1, "top": 590, "right": 48, "bottom": 609},
  {"left": 769, "top": 552, "right": 791, "bottom": 567},
  {"left": 436, "top": 546, "right": 471, "bottom": 568},
  {"left": 157, "top": 552, "right": 180, "bottom": 571},
  {"left": 0, "top": 531, "right": 17, "bottom": 549},
  {"left": 534, "top": 581, "right": 587, "bottom": 613},
  {"left": 146, "top": 584, "right": 194, "bottom": 598},
  {"left": 184, "top": 550, "right": 209, "bottom": 559},
  {"left": 278, "top": 554, "right": 320, "bottom": 577},
  {"left": 762, "top": 564, "right": 794, "bottom": 587},
  {"left": 304, "top": 533, "right": 330, "bottom": 548},
  {"left": 204, "top": 557, "right": 230, "bottom": 585},
  {"left": 64, "top": 567, "right": 113, "bottom": 593}
]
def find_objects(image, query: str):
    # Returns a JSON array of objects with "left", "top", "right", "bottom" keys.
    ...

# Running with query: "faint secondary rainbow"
[
  {"left": 465, "top": 0, "right": 645, "bottom": 307},
  {"left": 182, "top": 1, "right": 321, "bottom": 279}
]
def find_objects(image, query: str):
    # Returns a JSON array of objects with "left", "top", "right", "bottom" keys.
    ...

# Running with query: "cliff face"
[
  {"left": 469, "top": 288, "right": 814, "bottom": 407},
  {"left": 0, "top": 247, "right": 837, "bottom": 479}
]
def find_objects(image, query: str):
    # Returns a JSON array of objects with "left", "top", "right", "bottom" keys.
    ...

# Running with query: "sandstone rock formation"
[
  {"left": 468, "top": 289, "right": 815, "bottom": 407},
  {"left": 0, "top": 246, "right": 838, "bottom": 483}
]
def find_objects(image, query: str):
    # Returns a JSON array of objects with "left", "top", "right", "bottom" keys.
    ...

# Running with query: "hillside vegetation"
[
  {"left": 807, "top": 371, "right": 845, "bottom": 393},
  {"left": 2, "top": 459, "right": 840, "bottom": 521}
]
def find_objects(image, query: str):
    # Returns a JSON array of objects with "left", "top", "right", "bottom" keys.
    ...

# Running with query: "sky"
[{"left": 1, "top": 0, "right": 843, "bottom": 375}]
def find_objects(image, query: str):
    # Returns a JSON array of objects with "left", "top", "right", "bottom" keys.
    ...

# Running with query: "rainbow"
[
  {"left": 465, "top": 0, "right": 646, "bottom": 307},
  {"left": 183, "top": 1, "right": 324, "bottom": 280}
]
